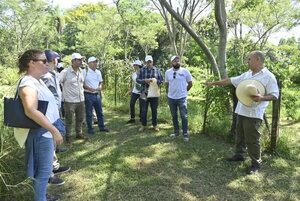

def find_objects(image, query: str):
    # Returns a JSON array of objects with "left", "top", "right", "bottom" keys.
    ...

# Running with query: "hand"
[
  {"left": 52, "top": 129, "right": 63, "bottom": 145},
  {"left": 145, "top": 79, "right": 152, "bottom": 84},
  {"left": 251, "top": 94, "right": 263, "bottom": 102}
]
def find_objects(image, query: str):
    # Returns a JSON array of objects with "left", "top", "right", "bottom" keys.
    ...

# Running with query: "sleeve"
[
  {"left": 19, "top": 77, "right": 37, "bottom": 91},
  {"left": 230, "top": 72, "right": 247, "bottom": 87},
  {"left": 266, "top": 76, "right": 279, "bottom": 99},
  {"left": 185, "top": 69, "right": 192, "bottom": 82},
  {"left": 136, "top": 69, "right": 144, "bottom": 84},
  {"left": 156, "top": 68, "right": 164, "bottom": 85},
  {"left": 59, "top": 69, "right": 67, "bottom": 84},
  {"left": 98, "top": 71, "right": 103, "bottom": 83},
  {"left": 164, "top": 71, "right": 169, "bottom": 83}
]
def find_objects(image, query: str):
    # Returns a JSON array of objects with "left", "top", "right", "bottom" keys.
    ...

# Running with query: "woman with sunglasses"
[{"left": 17, "top": 49, "right": 64, "bottom": 201}]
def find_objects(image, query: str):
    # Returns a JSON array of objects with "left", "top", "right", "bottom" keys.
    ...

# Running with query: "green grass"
[{"left": 2, "top": 109, "right": 299, "bottom": 201}]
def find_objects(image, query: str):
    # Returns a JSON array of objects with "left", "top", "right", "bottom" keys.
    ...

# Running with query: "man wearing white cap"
[
  {"left": 83, "top": 56, "right": 109, "bottom": 134},
  {"left": 126, "top": 60, "right": 143, "bottom": 123},
  {"left": 165, "top": 55, "right": 193, "bottom": 142},
  {"left": 136, "top": 55, "right": 164, "bottom": 132},
  {"left": 59, "top": 53, "right": 86, "bottom": 142},
  {"left": 206, "top": 50, "right": 279, "bottom": 174}
]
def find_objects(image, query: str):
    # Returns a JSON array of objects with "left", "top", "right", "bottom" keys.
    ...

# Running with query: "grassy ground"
[
  {"left": 1, "top": 109, "right": 299, "bottom": 201},
  {"left": 47, "top": 110, "right": 299, "bottom": 201}
]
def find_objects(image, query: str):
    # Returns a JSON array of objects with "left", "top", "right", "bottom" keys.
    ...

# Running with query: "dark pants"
[
  {"left": 140, "top": 97, "right": 159, "bottom": 126},
  {"left": 130, "top": 92, "right": 141, "bottom": 120},
  {"left": 235, "top": 115, "right": 262, "bottom": 165},
  {"left": 84, "top": 93, "right": 105, "bottom": 134}
]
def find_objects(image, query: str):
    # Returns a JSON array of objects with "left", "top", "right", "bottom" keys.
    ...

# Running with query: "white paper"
[{"left": 13, "top": 128, "right": 29, "bottom": 148}]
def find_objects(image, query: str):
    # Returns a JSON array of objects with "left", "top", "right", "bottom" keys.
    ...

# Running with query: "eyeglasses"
[
  {"left": 33, "top": 59, "right": 48, "bottom": 64},
  {"left": 173, "top": 71, "right": 176, "bottom": 79}
]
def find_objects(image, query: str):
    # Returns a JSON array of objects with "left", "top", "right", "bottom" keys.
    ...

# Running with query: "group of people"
[
  {"left": 127, "top": 55, "right": 193, "bottom": 141},
  {"left": 15, "top": 49, "right": 278, "bottom": 200},
  {"left": 16, "top": 49, "right": 109, "bottom": 201}
]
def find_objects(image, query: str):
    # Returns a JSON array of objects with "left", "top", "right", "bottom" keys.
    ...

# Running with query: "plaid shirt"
[{"left": 136, "top": 66, "right": 164, "bottom": 93}]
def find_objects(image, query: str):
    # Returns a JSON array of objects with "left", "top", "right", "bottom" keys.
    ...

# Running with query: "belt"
[{"left": 84, "top": 92, "right": 98, "bottom": 95}]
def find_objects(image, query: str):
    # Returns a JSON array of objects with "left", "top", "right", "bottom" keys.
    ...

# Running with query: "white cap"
[
  {"left": 145, "top": 55, "right": 153, "bottom": 62},
  {"left": 132, "top": 60, "right": 142, "bottom": 66},
  {"left": 71, "top": 53, "right": 83, "bottom": 60},
  {"left": 88, "top": 56, "right": 98, "bottom": 63},
  {"left": 170, "top": 55, "right": 179, "bottom": 62}
]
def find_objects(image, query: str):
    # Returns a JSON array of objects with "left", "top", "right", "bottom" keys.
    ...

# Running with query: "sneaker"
[
  {"left": 246, "top": 164, "right": 261, "bottom": 174},
  {"left": 46, "top": 193, "right": 60, "bottom": 201},
  {"left": 55, "top": 147, "right": 68, "bottom": 153},
  {"left": 126, "top": 119, "right": 135, "bottom": 124},
  {"left": 153, "top": 126, "right": 160, "bottom": 132},
  {"left": 53, "top": 166, "right": 71, "bottom": 175},
  {"left": 48, "top": 175, "right": 65, "bottom": 186},
  {"left": 100, "top": 127, "right": 109, "bottom": 132},
  {"left": 183, "top": 136, "right": 189, "bottom": 142},
  {"left": 75, "top": 134, "right": 86, "bottom": 139},
  {"left": 138, "top": 126, "right": 146, "bottom": 132},
  {"left": 226, "top": 155, "right": 245, "bottom": 162},
  {"left": 170, "top": 133, "right": 179, "bottom": 137}
]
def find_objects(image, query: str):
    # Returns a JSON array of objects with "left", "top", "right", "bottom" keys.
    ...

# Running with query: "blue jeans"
[
  {"left": 140, "top": 97, "right": 158, "bottom": 126},
  {"left": 26, "top": 135, "right": 54, "bottom": 201},
  {"left": 130, "top": 92, "right": 141, "bottom": 119},
  {"left": 168, "top": 97, "right": 188, "bottom": 136},
  {"left": 84, "top": 93, "right": 105, "bottom": 134}
]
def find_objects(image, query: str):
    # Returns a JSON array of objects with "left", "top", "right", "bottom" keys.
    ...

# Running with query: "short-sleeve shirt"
[
  {"left": 132, "top": 72, "right": 142, "bottom": 94},
  {"left": 165, "top": 67, "right": 192, "bottom": 99},
  {"left": 19, "top": 75, "right": 60, "bottom": 138},
  {"left": 59, "top": 66, "right": 85, "bottom": 102},
  {"left": 230, "top": 67, "right": 279, "bottom": 120},
  {"left": 82, "top": 67, "right": 103, "bottom": 93}
]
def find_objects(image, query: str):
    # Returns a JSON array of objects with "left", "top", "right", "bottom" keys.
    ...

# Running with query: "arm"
[
  {"left": 187, "top": 81, "right": 193, "bottom": 91},
  {"left": 205, "top": 78, "right": 231, "bottom": 86},
  {"left": 251, "top": 94, "right": 278, "bottom": 102},
  {"left": 19, "top": 87, "right": 63, "bottom": 145}
]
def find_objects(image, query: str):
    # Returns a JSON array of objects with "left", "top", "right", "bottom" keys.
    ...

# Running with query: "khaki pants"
[
  {"left": 64, "top": 102, "right": 85, "bottom": 137},
  {"left": 235, "top": 115, "right": 262, "bottom": 165}
]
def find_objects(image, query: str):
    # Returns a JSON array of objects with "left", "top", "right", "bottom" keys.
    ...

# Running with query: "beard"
[{"left": 172, "top": 64, "right": 180, "bottom": 69}]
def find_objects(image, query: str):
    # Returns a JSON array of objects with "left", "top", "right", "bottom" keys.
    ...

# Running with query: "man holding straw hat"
[{"left": 205, "top": 50, "right": 279, "bottom": 174}]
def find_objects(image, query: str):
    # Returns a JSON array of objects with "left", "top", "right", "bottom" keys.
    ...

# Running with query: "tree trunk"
[
  {"left": 158, "top": 0, "right": 220, "bottom": 79},
  {"left": 270, "top": 79, "right": 281, "bottom": 152},
  {"left": 215, "top": 0, "right": 228, "bottom": 79}
]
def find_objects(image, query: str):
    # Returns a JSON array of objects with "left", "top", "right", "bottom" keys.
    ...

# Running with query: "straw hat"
[{"left": 236, "top": 80, "right": 266, "bottom": 107}]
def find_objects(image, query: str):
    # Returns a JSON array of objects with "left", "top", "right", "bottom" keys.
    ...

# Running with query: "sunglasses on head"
[{"left": 33, "top": 59, "right": 48, "bottom": 64}]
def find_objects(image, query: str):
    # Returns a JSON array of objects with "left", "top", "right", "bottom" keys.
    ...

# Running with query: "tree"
[{"left": 157, "top": 0, "right": 229, "bottom": 79}]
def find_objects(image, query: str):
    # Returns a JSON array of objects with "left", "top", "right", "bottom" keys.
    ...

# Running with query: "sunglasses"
[
  {"left": 173, "top": 71, "right": 176, "bottom": 79},
  {"left": 33, "top": 59, "right": 48, "bottom": 64}
]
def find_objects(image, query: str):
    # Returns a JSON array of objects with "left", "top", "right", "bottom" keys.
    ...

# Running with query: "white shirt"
[
  {"left": 231, "top": 67, "right": 279, "bottom": 120},
  {"left": 132, "top": 72, "right": 141, "bottom": 94},
  {"left": 165, "top": 67, "right": 192, "bottom": 99},
  {"left": 59, "top": 66, "right": 85, "bottom": 102},
  {"left": 20, "top": 75, "right": 60, "bottom": 138},
  {"left": 82, "top": 67, "right": 102, "bottom": 93}
]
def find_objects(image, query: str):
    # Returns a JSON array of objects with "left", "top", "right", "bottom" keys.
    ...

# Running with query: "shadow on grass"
[
  {"left": 2, "top": 110, "right": 299, "bottom": 201},
  {"left": 53, "top": 111, "right": 300, "bottom": 201}
]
